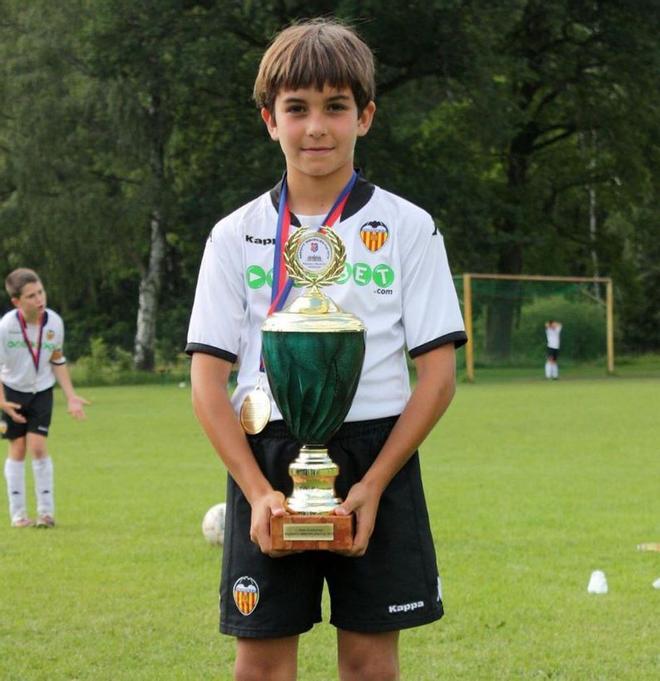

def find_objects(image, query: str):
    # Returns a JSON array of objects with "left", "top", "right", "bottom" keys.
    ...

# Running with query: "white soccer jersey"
[
  {"left": 0, "top": 308, "right": 66, "bottom": 393},
  {"left": 187, "top": 175, "right": 467, "bottom": 422},
  {"left": 546, "top": 323, "right": 562, "bottom": 349}
]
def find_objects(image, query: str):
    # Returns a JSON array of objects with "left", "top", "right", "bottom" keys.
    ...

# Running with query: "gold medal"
[{"left": 239, "top": 384, "right": 271, "bottom": 434}]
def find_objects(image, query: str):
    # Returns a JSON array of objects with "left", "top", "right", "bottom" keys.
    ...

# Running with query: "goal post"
[{"left": 456, "top": 273, "right": 614, "bottom": 381}]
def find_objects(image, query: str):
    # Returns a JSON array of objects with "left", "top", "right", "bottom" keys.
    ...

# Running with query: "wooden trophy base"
[{"left": 271, "top": 513, "right": 354, "bottom": 551}]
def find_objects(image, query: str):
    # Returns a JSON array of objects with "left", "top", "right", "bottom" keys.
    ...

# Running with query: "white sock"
[
  {"left": 32, "top": 456, "right": 54, "bottom": 516},
  {"left": 4, "top": 458, "right": 27, "bottom": 522},
  {"left": 545, "top": 362, "right": 551, "bottom": 379},
  {"left": 552, "top": 363, "right": 559, "bottom": 379}
]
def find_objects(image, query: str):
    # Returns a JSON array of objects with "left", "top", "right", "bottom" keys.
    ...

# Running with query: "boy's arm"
[
  {"left": 190, "top": 353, "right": 288, "bottom": 556},
  {"left": 0, "top": 381, "right": 27, "bottom": 423},
  {"left": 51, "top": 363, "right": 90, "bottom": 419},
  {"left": 335, "top": 343, "right": 456, "bottom": 557}
]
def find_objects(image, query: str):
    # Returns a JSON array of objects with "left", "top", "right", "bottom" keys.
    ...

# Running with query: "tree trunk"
[
  {"left": 484, "top": 135, "right": 529, "bottom": 360},
  {"left": 134, "top": 209, "right": 166, "bottom": 370},
  {"left": 133, "top": 90, "right": 167, "bottom": 371}
]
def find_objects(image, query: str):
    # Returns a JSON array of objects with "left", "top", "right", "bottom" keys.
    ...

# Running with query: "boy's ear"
[
  {"left": 356, "top": 101, "right": 376, "bottom": 138},
  {"left": 261, "top": 108, "right": 279, "bottom": 141},
  {"left": 10, "top": 297, "right": 20, "bottom": 309}
]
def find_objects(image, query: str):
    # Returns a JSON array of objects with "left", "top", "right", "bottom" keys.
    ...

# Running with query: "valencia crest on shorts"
[
  {"left": 360, "top": 221, "right": 389, "bottom": 252},
  {"left": 233, "top": 576, "right": 259, "bottom": 616}
]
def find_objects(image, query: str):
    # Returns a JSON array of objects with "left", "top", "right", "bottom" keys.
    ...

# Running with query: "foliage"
[
  {"left": 0, "top": 0, "right": 658, "bottom": 363},
  {"left": 70, "top": 336, "right": 189, "bottom": 386},
  {"left": 510, "top": 296, "right": 605, "bottom": 362}
]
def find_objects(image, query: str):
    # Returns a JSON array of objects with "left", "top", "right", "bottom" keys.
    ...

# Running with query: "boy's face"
[
  {"left": 12, "top": 281, "right": 47, "bottom": 321},
  {"left": 261, "top": 85, "right": 375, "bottom": 185}
]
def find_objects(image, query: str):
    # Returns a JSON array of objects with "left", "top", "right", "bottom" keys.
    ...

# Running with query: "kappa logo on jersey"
[
  {"left": 233, "top": 576, "right": 259, "bottom": 616},
  {"left": 245, "top": 234, "right": 275, "bottom": 246},
  {"left": 360, "top": 221, "right": 389, "bottom": 252}
]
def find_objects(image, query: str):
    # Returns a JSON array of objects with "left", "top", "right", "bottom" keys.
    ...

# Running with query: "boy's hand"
[
  {"left": 67, "top": 395, "right": 91, "bottom": 420},
  {"left": 333, "top": 481, "right": 382, "bottom": 557},
  {"left": 250, "top": 490, "right": 298, "bottom": 558},
  {"left": 1, "top": 401, "right": 27, "bottom": 424}
]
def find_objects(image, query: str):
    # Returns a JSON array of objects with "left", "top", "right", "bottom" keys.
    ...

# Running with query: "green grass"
[
  {"left": 455, "top": 352, "right": 660, "bottom": 383},
  {"left": 1, "top": 378, "right": 658, "bottom": 680}
]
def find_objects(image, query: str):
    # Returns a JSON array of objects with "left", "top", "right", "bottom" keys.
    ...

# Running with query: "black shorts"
[
  {"left": 1, "top": 386, "right": 54, "bottom": 440},
  {"left": 220, "top": 416, "right": 444, "bottom": 638},
  {"left": 547, "top": 347, "right": 559, "bottom": 360}
]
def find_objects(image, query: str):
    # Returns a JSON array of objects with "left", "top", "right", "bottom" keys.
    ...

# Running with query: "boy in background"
[
  {"left": 1, "top": 268, "right": 89, "bottom": 528},
  {"left": 545, "top": 319, "right": 563, "bottom": 379}
]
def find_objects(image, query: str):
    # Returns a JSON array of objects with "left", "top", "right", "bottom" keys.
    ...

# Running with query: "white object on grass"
[
  {"left": 587, "top": 570, "right": 608, "bottom": 594},
  {"left": 202, "top": 502, "right": 226, "bottom": 546}
]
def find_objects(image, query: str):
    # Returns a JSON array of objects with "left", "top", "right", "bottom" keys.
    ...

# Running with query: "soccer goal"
[{"left": 453, "top": 274, "right": 614, "bottom": 381}]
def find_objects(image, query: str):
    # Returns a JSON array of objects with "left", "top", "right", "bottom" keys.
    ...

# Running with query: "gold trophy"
[{"left": 261, "top": 227, "right": 365, "bottom": 550}]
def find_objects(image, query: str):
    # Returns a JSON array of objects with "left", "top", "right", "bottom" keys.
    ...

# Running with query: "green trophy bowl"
[{"left": 262, "top": 291, "right": 365, "bottom": 548}]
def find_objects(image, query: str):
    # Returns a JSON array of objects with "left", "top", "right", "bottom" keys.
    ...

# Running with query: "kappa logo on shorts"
[
  {"left": 233, "top": 576, "right": 259, "bottom": 616},
  {"left": 360, "top": 221, "right": 389, "bottom": 252},
  {"left": 388, "top": 600, "right": 424, "bottom": 614}
]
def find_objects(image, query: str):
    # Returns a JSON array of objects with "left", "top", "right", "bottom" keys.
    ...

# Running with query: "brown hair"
[
  {"left": 253, "top": 18, "right": 375, "bottom": 114},
  {"left": 5, "top": 268, "right": 41, "bottom": 299}
]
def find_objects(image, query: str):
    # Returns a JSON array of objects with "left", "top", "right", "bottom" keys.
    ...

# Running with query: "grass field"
[{"left": 1, "top": 376, "right": 658, "bottom": 680}]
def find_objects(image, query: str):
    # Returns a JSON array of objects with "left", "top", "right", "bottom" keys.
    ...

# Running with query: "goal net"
[{"left": 452, "top": 274, "right": 614, "bottom": 380}]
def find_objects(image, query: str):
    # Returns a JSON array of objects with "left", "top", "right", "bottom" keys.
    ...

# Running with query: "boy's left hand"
[
  {"left": 67, "top": 394, "right": 91, "bottom": 420},
  {"left": 332, "top": 481, "right": 381, "bottom": 557}
]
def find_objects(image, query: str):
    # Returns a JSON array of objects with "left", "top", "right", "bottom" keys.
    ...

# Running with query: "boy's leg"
[
  {"left": 337, "top": 630, "right": 400, "bottom": 681},
  {"left": 4, "top": 437, "right": 29, "bottom": 525},
  {"left": 234, "top": 635, "right": 298, "bottom": 681},
  {"left": 27, "top": 433, "right": 55, "bottom": 524},
  {"left": 544, "top": 360, "right": 551, "bottom": 378}
]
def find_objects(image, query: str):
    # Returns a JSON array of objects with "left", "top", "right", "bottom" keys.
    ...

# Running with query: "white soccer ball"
[{"left": 202, "top": 502, "right": 226, "bottom": 546}]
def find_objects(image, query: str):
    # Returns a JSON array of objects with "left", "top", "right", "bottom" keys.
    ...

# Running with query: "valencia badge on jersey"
[{"left": 360, "top": 221, "right": 389, "bottom": 252}]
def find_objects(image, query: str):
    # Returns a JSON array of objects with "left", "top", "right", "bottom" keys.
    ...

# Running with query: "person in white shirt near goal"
[{"left": 545, "top": 320, "right": 563, "bottom": 380}]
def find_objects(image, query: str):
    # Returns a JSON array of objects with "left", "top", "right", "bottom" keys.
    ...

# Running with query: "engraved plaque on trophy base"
[{"left": 271, "top": 514, "right": 354, "bottom": 551}]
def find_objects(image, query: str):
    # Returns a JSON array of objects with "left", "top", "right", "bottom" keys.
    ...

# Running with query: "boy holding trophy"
[{"left": 187, "top": 18, "right": 466, "bottom": 681}]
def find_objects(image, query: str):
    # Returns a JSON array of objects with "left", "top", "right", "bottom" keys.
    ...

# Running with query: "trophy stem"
[{"left": 286, "top": 445, "right": 342, "bottom": 514}]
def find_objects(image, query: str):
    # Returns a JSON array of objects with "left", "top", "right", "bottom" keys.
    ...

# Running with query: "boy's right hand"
[
  {"left": 1, "top": 401, "right": 26, "bottom": 424},
  {"left": 250, "top": 490, "right": 297, "bottom": 558}
]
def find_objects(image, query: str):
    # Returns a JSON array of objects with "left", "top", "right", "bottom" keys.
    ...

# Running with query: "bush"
[
  {"left": 69, "top": 338, "right": 190, "bottom": 386},
  {"left": 510, "top": 296, "right": 606, "bottom": 363}
]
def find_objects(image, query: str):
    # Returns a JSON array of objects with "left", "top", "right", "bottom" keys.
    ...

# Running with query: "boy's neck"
[
  {"left": 286, "top": 165, "right": 355, "bottom": 216},
  {"left": 20, "top": 309, "right": 41, "bottom": 325}
]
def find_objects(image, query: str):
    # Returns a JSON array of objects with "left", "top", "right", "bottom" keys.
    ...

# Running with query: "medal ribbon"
[
  {"left": 268, "top": 170, "right": 358, "bottom": 316},
  {"left": 17, "top": 310, "right": 45, "bottom": 373}
]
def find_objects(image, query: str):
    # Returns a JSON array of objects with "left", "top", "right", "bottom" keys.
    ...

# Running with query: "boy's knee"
[
  {"left": 234, "top": 659, "right": 295, "bottom": 681},
  {"left": 8, "top": 439, "right": 27, "bottom": 460},
  {"left": 339, "top": 656, "right": 399, "bottom": 681},
  {"left": 30, "top": 445, "right": 49, "bottom": 459}
]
